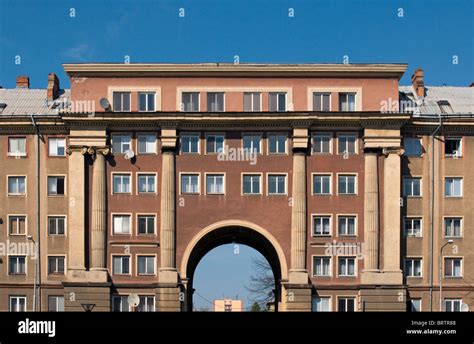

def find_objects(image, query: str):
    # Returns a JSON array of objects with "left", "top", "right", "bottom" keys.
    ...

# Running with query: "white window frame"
[
  {"left": 206, "top": 92, "right": 225, "bottom": 112},
  {"left": 180, "top": 173, "right": 201, "bottom": 195},
  {"left": 337, "top": 174, "right": 357, "bottom": 195},
  {"left": 138, "top": 92, "right": 156, "bottom": 112},
  {"left": 267, "top": 173, "right": 287, "bottom": 196},
  {"left": 445, "top": 177, "right": 463, "bottom": 198},
  {"left": 112, "top": 173, "right": 132, "bottom": 194},
  {"left": 112, "top": 295, "right": 130, "bottom": 312},
  {"left": 136, "top": 214, "right": 156, "bottom": 235},
  {"left": 47, "top": 175, "right": 66, "bottom": 196},
  {"left": 7, "top": 137, "right": 27, "bottom": 157},
  {"left": 403, "top": 177, "right": 422, "bottom": 197},
  {"left": 312, "top": 296, "right": 331, "bottom": 312},
  {"left": 205, "top": 133, "right": 225, "bottom": 154},
  {"left": 443, "top": 217, "right": 462, "bottom": 238},
  {"left": 138, "top": 295, "right": 155, "bottom": 312},
  {"left": 444, "top": 299, "right": 462, "bottom": 312},
  {"left": 8, "top": 255, "right": 27, "bottom": 275},
  {"left": 312, "top": 133, "right": 333, "bottom": 154},
  {"left": 136, "top": 255, "right": 156, "bottom": 276},
  {"left": 410, "top": 299, "right": 422, "bottom": 312},
  {"left": 339, "top": 92, "right": 356, "bottom": 111},
  {"left": 137, "top": 173, "right": 157, "bottom": 194},
  {"left": 243, "top": 92, "right": 262, "bottom": 112},
  {"left": 205, "top": 173, "right": 225, "bottom": 195},
  {"left": 444, "top": 257, "right": 463, "bottom": 278},
  {"left": 242, "top": 173, "right": 262, "bottom": 195},
  {"left": 180, "top": 133, "right": 200, "bottom": 154},
  {"left": 404, "top": 258, "right": 423, "bottom": 278},
  {"left": 337, "top": 215, "right": 357, "bottom": 236},
  {"left": 48, "top": 296, "right": 65, "bottom": 312},
  {"left": 112, "top": 133, "right": 132, "bottom": 154},
  {"left": 9, "top": 296, "right": 27, "bottom": 312},
  {"left": 269, "top": 92, "right": 287, "bottom": 112},
  {"left": 312, "top": 92, "right": 331, "bottom": 111},
  {"left": 312, "top": 214, "right": 332, "bottom": 237},
  {"left": 312, "top": 173, "right": 332, "bottom": 195},
  {"left": 112, "top": 91, "right": 131, "bottom": 112},
  {"left": 112, "top": 214, "right": 132, "bottom": 235},
  {"left": 8, "top": 215, "right": 27, "bottom": 236},
  {"left": 47, "top": 215, "right": 67, "bottom": 236},
  {"left": 137, "top": 133, "right": 157, "bottom": 154},
  {"left": 112, "top": 255, "right": 131, "bottom": 275},
  {"left": 48, "top": 137, "right": 66, "bottom": 157},
  {"left": 337, "top": 296, "right": 356, "bottom": 312},
  {"left": 267, "top": 133, "right": 288, "bottom": 155},
  {"left": 312, "top": 256, "right": 332, "bottom": 277},
  {"left": 47, "top": 255, "right": 66, "bottom": 275},
  {"left": 444, "top": 137, "right": 462, "bottom": 158},
  {"left": 181, "top": 92, "right": 200, "bottom": 112},
  {"left": 7, "top": 175, "right": 26, "bottom": 196},
  {"left": 337, "top": 256, "right": 357, "bottom": 277},
  {"left": 242, "top": 133, "right": 262, "bottom": 154},
  {"left": 404, "top": 217, "right": 422, "bottom": 238},
  {"left": 337, "top": 133, "right": 358, "bottom": 155}
]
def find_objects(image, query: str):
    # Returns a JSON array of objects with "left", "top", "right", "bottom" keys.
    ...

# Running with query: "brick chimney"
[
  {"left": 470, "top": 82, "right": 474, "bottom": 87},
  {"left": 16, "top": 75, "right": 30, "bottom": 88},
  {"left": 411, "top": 68, "right": 425, "bottom": 98},
  {"left": 47, "top": 73, "right": 60, "bottom": 101}
]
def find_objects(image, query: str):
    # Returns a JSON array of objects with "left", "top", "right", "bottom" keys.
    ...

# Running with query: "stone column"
[
  {"left": 363, "top": 151, "right": 380, "bottom": 272},
  {"left": 160, "top": 149, "right": 176, "bottom": 274}
]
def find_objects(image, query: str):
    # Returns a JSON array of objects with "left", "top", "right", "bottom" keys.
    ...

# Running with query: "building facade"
[{"left": 0, "top": 64, "right": 472, "bottom": 312}]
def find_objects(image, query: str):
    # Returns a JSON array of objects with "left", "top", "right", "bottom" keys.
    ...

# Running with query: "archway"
[{"left": 180, "top": 220, "right": 288, "bottom": 312}]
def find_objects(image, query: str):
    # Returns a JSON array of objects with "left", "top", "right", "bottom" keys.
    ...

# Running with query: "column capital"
[
  {"left": 382, "top": 147, "right": 404, "bottom": 156},
  {"left": 66, "top": 146, "right": 110, "bottom": 156}
]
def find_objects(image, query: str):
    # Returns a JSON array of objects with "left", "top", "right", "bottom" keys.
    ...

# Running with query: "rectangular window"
[
  {"left": 137, "top": 256, "right": 155, "bottom": 275},
  {"left": 47, "top": 176, "right": 65, "bottom": 196},
  {"left": 138, "top": 215, "right": 155, "bottom": 235},
  {"left": 7, "top": 176, "right": 26, "bottom": 195},
  {"left": 403, "top": 177, "right": 422, "bottom": 197},
  {"left": 137, "top": 134, "right": 156, "bottom": 154},
  {"left": 445, "top": 178, "right": 462, "bottom": 197},
  {"left": 338, "top": 297, "right": 355, "bottom": 312},
  {"left": 206, "top": 174, "right": 224, "bottom": 195},
  {"left": 113, "top": 174, "right": 131, "bottom": 194},
  {"left": 138, "top": 296, "right": 155, "bottom": 312},
  {"left": 48, "top": 138, "right": 66, "bottom": 157},
  {"left": 113, "top": 92, "right": 131, "bottom": 112},
  {"left": 338, "top": 216, "right": 356, "bottom": 236},
  {"left": 410, "top": 299, "right": 422, "bottom": 312},
  {"left": 445, "top": 138, "right": 462, "bottom": 157},
  {"left": 405, "top": 258, "right": 422, "bottom": 277},
  {"left": 242, "top": 134, "right": 261, "bottom": 154},
  {"left": 312, "top": 133, "right": 332, "bottom": 154},
  {"left": 180, "top": 134, "right": 200, "bottom": 154},
  {"left": 48, "top": 216, "right": 65, "bottom": 236},
  {"left": 338, "top": 134, "right": 357, "bottom": 154},
  {"left": 244, "top": 92, "right": 261, "bottom": 112},
  {"left": 313, "top": 92, "right": 330, "bottom": 111},
  {"left": 8, "top": 216, "right": 26, "bottom": 235},
  {"left": 404, "top": 218, "right": 422, "bottom": 237},
  {"left": 48, "top": 256, "right": 65, "bottom": 275},
  {"left": 113, "top": 215, "right": 131, "bottom": 234},
  {"left": 313, "top": 257, "right": 331, "bottom": 277},
  {"left": 182, "top": 92, "right": 200, "bottom": 112},
  {"left": 181, "top": 174, "right": 200, "bottom": 194},
  {"left": 9, "top": 296, "right": 26, "bottom": 312},
  {"left": 338, "top": 175, "right": 356, "bottom": 195},
  {"left": 269, "top": 92, "right": 286, "bottom": 112},
  {"left": 312, "top": 297, "right": 330, "bottom": 312},
  {"left": 268, "top": 134, "right": 286, "bottom": 154},
  {"left": 138, "top": 92, "right": 155, "bottom": 112},
  {"left": 313, "top": 216, "right": 331, "bottom": 236},
  {"left": 339, "top": 93, "right": 356, "bottom": 111},
  {"left": 338, "top": 257, "right": 356, "bottom": 276},
  {"left": 313, "top": 175, "right": 331, "bottom": 195},
  {"left": 138, "top": 174, "right": 156, "bottom": 194},
  {"left": 9, "top": 256, "right": 26, "bottom": 274},
  {"left": 444, "top": 218, "right": 462, "bottom": 238},
  {"left": 444, "top": 258, "right": 462, "bottom": 277},
  {"left": 242, "top": 174, "right": 261, "bottom": 195},
  {"left": 112, "top": 134, "right": 132, "bottom": 154},
  {"left": 207, "top": 92, "right": 224, "bottom": 112},
  {"left": 404, "top": 138, "right": 422, "bottom": 157},
  {"left": 444, "top": 299, "right": 462, "bottom": 312},
  {"left": 48, "top": 296, "right": 65, "bottom": 312},
  {"left": 112, "top": 256, "right": 130, "bottom": 275},
  {"left": 268, "top": 174, "right": 286, "bottom": 195},
  {"left": 112, "top": 296, "right": 129, "bottom": 312},
  {"left": 206, "top": 134, "right": 225, "bottom": 154},
  {"left": 8, "top": 137, "right": 26, "bottom": 156}
]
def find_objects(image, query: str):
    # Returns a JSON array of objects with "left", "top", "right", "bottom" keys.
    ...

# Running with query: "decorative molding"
[{"left": 382, "top": 147, "right": 404, "bottom": 156}]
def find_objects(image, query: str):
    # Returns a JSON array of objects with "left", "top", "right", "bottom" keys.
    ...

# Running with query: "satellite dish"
[
  {"left": 461, "top": 303, "right": 469, "bottom": 312},
  {"left": 99, "top": 98, "right": 111, "bottom": 111},
  {"left": 127, "top": 294, "right": 140, "bottom": 308},
  {"left": 124, "top": 150, "right": 135, "bottom": 160}
]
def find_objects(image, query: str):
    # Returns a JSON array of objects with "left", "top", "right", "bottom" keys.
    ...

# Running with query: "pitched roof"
[{"left": 0, "top": 88, "right": 70, "bottom": 115}]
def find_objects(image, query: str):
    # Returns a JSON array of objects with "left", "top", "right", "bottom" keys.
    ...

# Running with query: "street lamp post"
[
  {"left": 27, "top": 235, "right": 38, "bottom": 312},
  {"left": 439, "top": 239, "right": 454, "bottom": 312}
]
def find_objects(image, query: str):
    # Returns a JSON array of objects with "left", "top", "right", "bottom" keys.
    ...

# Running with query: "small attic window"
[
  {"left": 0, "top": 103, "right": 7, "bottom": 114},
  {"left": 438, "top": 100, "right": 453, "bottom": 114}
]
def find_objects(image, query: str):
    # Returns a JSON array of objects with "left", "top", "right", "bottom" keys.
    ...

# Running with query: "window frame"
[
  {"left": 137, "top": 133, "right": 157, "bottom": 155},
  {"left": 443, "top": 217, "right": 462, "bottom": 238},
  {"left": 337, "top": 173, "right": 358, "bottom": 195},
  {"left": 243, "top": 92, "right": 262, "bottom": 112},
  {"left": 112, "top": 173, "right": 132, "bottom": 195},
  {"left": 136, "top": 214, "right": 157, "bottom": 236},
  {"left": 9, "top": 296, "right": 27, "bottom": 312},
  {"left": 404, "top": 257, "right": 423, "bottom": 278},
  {"left": 312, "top": 92, "right": 331, "bottom": 111},
  {"left": 444, "top": 177, "right": 463, "bottom": 198},
  {"left": 242, "top": 133, "right": 263, "bottom": 155},
  {"left": 180, "top": 173, "right": 201, "bottom": 195},
  {"left": 7, "top": 175, "right": 27, "bottom": 196},
  {"left": 111, "top": 255, "right": 132, "bottom": 275},
  {"left": 8, "top": 214, "right": 27, "bottom": 236},
  {"left": 266, "top": 173, "right": 287, "bottom": 196},
  {"left": 7, "top": 136, "right": 27, "bottom": 157},
  {"left": 337, "top": 296, "right": 356, "bottom": 312},
  {"left": 312, "top": 214, "right": 332, "bottom": 237},
  {"left": 111, "top": 133, "right": 133, "bottom": 154},
  {"left": 337, "top": 215, "right": 357, "bottom": 237},
  {"left": 206, "top": 92, "right": 225, "bottom": 112},
  {"left": 48, "top": 137, "right": 67, "bottom": 157},
  {"left": 112, "top": 91, "right": 131, "bottom": 112},
  {"left": 241, "top": 173, "right": 263, "bottom": 196},
  {"left": 337, "top": 133, "right": 358, "bottom": 155},
  {"left": 47, "top": 215, "right": 67, "bottom": 236},
  {"left": 403, "top": 177, "right": 422, "bottom": 198},
  {"left": 136, "top": 255, "right": 157, "bottom": 276},
  {"left": 181, "top": 92, "right": 200, "bottom": 112},
  {"left": 444, "top": 137, "right": 462, "bottom": 158},
  {"left": 267, "top": 133, "right": 288, "bottom": 155},
  {"left": 443, "top": 257, "right": 463, "bottom": 278},
  {"left": 337, "top": 256, "right": 357, "bottom": 277},
  {"left": 111, "top": 213, "right": 132, "bottom": 235},
  {"left": 180, "top": 133, "right": 201, "bottom": 154},
  {"left": 312, "top": 256, "right": 332, "bottom": 277},
  {"left": 338, "top": 92, "right": 356, "bottom": 111},
  {"left": 268, "top": 92, "right": 287, "bottom": 112},
  {"left": 403, "top": 217, "right": 423, "bottom": 238},
  {"left": 205, "top": 133, "right": 225, "bottom": 155},
  {"left": 47, "top": 255, "right": 66, "bottom": 276},
  {"left": 312, "top": 132, "right": 333, "bottom": 154},
  {"left": 138, "top": 92, "right": 156, "bottom": 112},
  {"left": 312, "top": 173, "right": 332, "bottom": 196},
  {"left": 137, "top": 173, "right": 157, "bottom": 194},
  {"left": 47, "top": 175, "right": 66, "bottom": 196},
  {"left": 8, "top": 255, "right": 27, "bottom": 275},
  {"left": 204, "top": 173, "right": 226, "bottom": 195}
]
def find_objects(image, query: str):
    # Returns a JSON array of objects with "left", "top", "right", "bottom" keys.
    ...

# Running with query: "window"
[
  {"left": 438, "top": 100, "right": 453, "bottom": 114},
  {"left": 444, "top": 299, "right": 462, "bottom": 312},
  {"left": 339, "top": 93, "right": 356, "bottom": 111},
  {"left": 138, "top": 215, "right": 155, "bottom": 235},
  {"left": 313, "top": 216, "right": 331, "bottom": 236},
  {"left": 404, "top": 138, "right": 422, "bottom": 157},
  {"left": 113, "top": 92, "right": 131, "bottom": 112},
  {"left": 338, "top": 134, "right": 357, "bottom": 154},
  {"left": 138, "top": 174, "right": 156, "bottom": 193},
  {"left": 48, "top": 256, "right": 65, "bottom": 275},
  {"left": 338, "top": 257, "right": 356, "bottom": 276},
  {"left": 207, "top": 92, "right": 224, "bottom": 112},
  {"left": 113, "top": 174, "right": 131, "bottom": 194},
  {"left": 338, "top": 175, "right": 356, "bottom": 195},
  {"left": 206, "top": 174, "right": 224, "bottom": 195},
  {"left": 9, "top": 296, "right": 26, "bottom": 312},
  {"left": 313, "top": 175, "right": 331, "bottom": 195},
  {"left": 268, "top": 174, "right": 286, "bottom": 195},
  {"left": 312, "top": 133, "right": 332, "bottom": 154},
  {"left": 48, "top": 296, "right": 64, "bottom": 312},
  {"left": 338, "top": 297, "right": 355, "bottom": 312},
  {"left": 405, "top": 258, "right": 422, "bottom": 277},
  {"left": 112, "top": 134, "right": 132, "bottom": 154},
  {"left": 181, "top": 174, "right": 200, "bottom": 194},
  {"left": 313, "top": 92, "right": 330, "bottom": 111},
  {"left": 112, "top": 256, "right": 130, "bottom": 275},
  {"left": 403, "top": 177, "right": 421, "bottom": 197},
  {"left": 404, "top": 218, "right": 422, "bottom": 237},
  {"left": 113, "top": 296, "right": 129, "bottom": 312},
  {"left": 48, "top": 216, "right": 65, "bottom": 236},
  {"left": 9, "top": 256, "right": 26, "bottom": 274},
  {"left": 444, "top": 258, "right": 462, "bottom": 278},
  {"left": 9, "top": 216, "right": 26, "bottom": 235},
  {"left": 242, "top": 134, "right": 261, "bottom": 154},
  {"left": 445, "top": 178, "right": 462, "bottom": 197},
  {"left": 313, "top": 257, "right": 331, "bottom": 277},
  {"left": 410, "top": 299, "right": 422, "bottom": 312},
  {"left": 269, "top": 92, "right": 286, "bottom": 112},
  {"left": 244, "top": 92, "right": 261, "bottom": 112},
  {"left": 48, "top": 176, "right": 65, "bottom": 196},
  {"left": 242, "top": 174, "right": 261, "bottom": 195},
  {"left": 137, "top": 256, "right": 155, "bottom": 275},
  {"left": 180, "top": 134, "right": 200, "bottom": 154},
  {"left": 7, "top": 176, "right": 26, "bottom": 195},
  {"left": 48, "top": 138, "right": 66, "bottom": 157},
  {"left": 137, "top": 134, "right": 156, "bottom": 154},
  {"left": 312, "top": 297, "right": 330, "bottom": 312},
  {"left": 8, "top": 137, "right": 26, "bottom": 156},
  {"left": 206, "top": 134, "right": 225, "bottom": 154},
  {"left": 268, "top": 134, "right": 286, "bottom": 154},
  {"left": 182, "top": 92, "right": 199, "bottom": 112},
  {"left": 445, "top": 138, "right": 462, "bottom": 157},
  {"left": 138, "top": 92, "right": 155, "bottom": 112},
  {"left": 338, "top": 216, "right": 356, "bottom": 236},
  {"left": 138, "top": 296, "right": 155, "bottom": 312},
  {"left": 113, "top": 215, "right": 131, "bottom": 234},
  {"left": 444, "top": 218, "right": 462, "bottom": 238}
]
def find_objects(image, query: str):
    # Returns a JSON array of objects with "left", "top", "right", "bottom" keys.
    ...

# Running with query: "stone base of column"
[
  {"left": 361, "top": 270, "right": 403, "bottom": 285},
  {"left": 158, "top": 268, "right": 179, "bottom": 284},
  {"left": 282, "top": 283, "right": 312, "bottom": 312},
  {"left": 155, "top": 284, "right": 183, "bottom": 312},
  {"left": 359, "top": 287, "right": 407, "bottom": 312},
  {"left": 288, "top": 269, "right": 309, "bottom": 284},
  {"left": 63, "top": 282, "right": 111, "bottom": 312}
]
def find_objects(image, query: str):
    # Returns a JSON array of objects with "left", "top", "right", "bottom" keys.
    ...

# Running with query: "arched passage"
[{"left": 180, "top": 220, "right": 288, "bottom": 311}]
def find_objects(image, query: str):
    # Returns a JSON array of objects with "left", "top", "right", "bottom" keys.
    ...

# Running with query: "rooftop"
[{"left": 0, "top": 88, "right": 70, "bottom": 116}]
